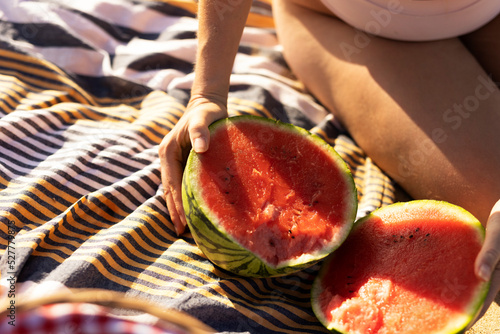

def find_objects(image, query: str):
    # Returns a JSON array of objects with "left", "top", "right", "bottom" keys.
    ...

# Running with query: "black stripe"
[
  {"left": 0, "top": 140, "right": 49, "bottom": 171},
  {"left": 158, "top": 29, "right": 197, "bottom": 42},
  {"left": 9, "top": 117, "right": 66, "bottom": 148},
  {"left": 223, "top": 278, "right": 308, "bottom": 307},
  {"left": 238, "top": 44, "right": 286, "bottom": 68},
  {"left": 122, "top": 53, "right": 194, "bottom": 74},
  {"left": 0, "top": 96, "right": 17, "bottom": 114},
  {"left": 0, "top": 20, "right": 94, "bottom": 49},
  {"left": 205, "top": 286, "right": 322, "bottom": 334},
  {"left": 73, "top": 74, "right": 152, "bottom": 100},
  {"left": 70, "top": 10, "right": 159, "bottom": 43},
  {"left": 0, "top": 71, "right": 90, "bottom": 107},
  {"left": 0, "top": 196, "right": 52, "bottom": 222},
  {"left": 0, "top": 185, "right": 72, "bottom": 219},
  {"left": 0, "top": 61, "right": 76, "bottom": 92},
  {"left": 0, "top": 48, "right": 95, "bottom": 106},
  {"left": 92, "top": 232, "right": 220, "bottom": 284},
  {"left": 228, "top": 84, "right": 316, "bottom": 130}
]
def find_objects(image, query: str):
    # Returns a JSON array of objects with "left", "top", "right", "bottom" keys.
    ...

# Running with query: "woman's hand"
[
  {"left": 159, "top": 96, "right": 228, "bottom": 235},
  {"left": 473, "top": 199, "right": 500, "bottom": 321}
]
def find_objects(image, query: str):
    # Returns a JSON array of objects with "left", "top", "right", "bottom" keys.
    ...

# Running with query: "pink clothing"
[{"left": 320, "top": 0, "right": 500, "bottom": 41}]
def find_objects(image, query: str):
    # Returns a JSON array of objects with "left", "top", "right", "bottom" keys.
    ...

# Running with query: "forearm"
[{"left": 192, "top": 0, "right": 253, "bottom": 103}]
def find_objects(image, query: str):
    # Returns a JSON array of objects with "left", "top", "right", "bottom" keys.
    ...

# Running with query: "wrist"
[
  {"left": 188, "top": 93, "right": 227, "bottom": 108},
  {"left": 191, "top": 66, "right": 231, "bottom": 102}
]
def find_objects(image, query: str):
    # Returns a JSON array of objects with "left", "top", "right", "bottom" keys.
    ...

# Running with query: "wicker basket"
[{"left": 0, "top": 288, "right": 215, "bottom": 334}]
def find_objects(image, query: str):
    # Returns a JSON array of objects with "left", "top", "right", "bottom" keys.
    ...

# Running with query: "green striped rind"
[
  {"left": 311, "top": 200, "right": 490, "bottom": 334},
  {"left": 310, "top": 251, "right": 346, "bottom": 334},
  {"left": 182, "top": 115, "right": 357, "bottom": 277}
]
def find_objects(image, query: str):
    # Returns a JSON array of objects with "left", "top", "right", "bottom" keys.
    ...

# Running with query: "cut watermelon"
[
  {"left": 311, "top": 200, "right": 490, "bottom": 334},
  {"left": 182, "top": 115, "right": 357, "bottom": 277}
]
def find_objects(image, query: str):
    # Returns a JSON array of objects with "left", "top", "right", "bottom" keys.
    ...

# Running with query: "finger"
[
  {"left": 159, "top": 136, "right": 187, "bottom": 235},
  {"left": 166, "top": 186, "right": 186, "bottom": 235},
  {"left": 189, "top": 121, "right": 211, "bottom": 154},
  {"left": 472, "top": 263, "right": 500, "bottom": 325},
  {"left": 475, "top": 200, "right": 500, "bottom": 281},
  {"left": 187, "top": 102, "right": 229, "bottom": 153}
]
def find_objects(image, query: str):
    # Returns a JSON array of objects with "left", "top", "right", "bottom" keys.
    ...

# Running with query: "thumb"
[
  {"left": 189, "top": 122, "right": 211, "bottom": 154},
  {"left": 475, "top": 200, "right": 500, "bottom": 281}
]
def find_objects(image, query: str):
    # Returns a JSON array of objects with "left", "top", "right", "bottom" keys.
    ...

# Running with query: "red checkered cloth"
[{"left": 0, "top": 303, "right": 188, "bottom": 334}]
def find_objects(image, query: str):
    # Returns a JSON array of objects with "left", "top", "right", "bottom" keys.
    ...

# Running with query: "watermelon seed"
[
  {"left": 426, "top": 233, "right": 430, "bottom": 237},
  {"left": 349, "top": 290, "right": 354, "bottom": 293},
  {"left": 415, "top": 228, "right": 420, "bottom": 232},
  {"left": 409, "top": 235, "right": 413, "bottom": 239}
]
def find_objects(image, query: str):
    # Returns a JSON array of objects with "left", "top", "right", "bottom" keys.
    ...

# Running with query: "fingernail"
[
  {"left": 478, "top": 264, "right": 491, "bottom": 281},
  {"left": 193, "top": 137, "right": 206, "bottom": 153}
]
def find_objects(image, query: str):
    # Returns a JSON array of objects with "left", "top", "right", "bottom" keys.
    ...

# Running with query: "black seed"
[
  {"left": 291, "top": 236, "right": 295, "bottom": 239},
  {"left": 400, "top": 236, "right": 404, "bottom": 239},
  {"left": 349, "top": 290, "right": 354, "bottom": 293},
  {"left": 409, "top": 235, "right": 413, "bottom": 239},
  {"left": 426, "top": 233, "right": 430, "bottom": 237},
  {"left": 225, "top": 191, "right": 229, "bottom": 194},
  {"left": 394, "top": 240, "right": 398, "bottom": 243},
  {"left": 415, "top": 228, "right": 420, "bottom": 232}
]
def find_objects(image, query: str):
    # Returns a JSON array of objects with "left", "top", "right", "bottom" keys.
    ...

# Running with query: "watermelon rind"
[
  {"left": 182, "top": 115, "right": 357, "bottom": 277},
  {"left": 311, "top": 200, "right": 490, "bottom": 334}
]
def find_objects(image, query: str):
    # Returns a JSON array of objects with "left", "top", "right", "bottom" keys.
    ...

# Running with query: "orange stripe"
[
  {"left": 0, "top": 60, "right": 95, "bottom": 106},
  {"left": 228, "top": 97, "right": 274, "bottom": 118}
]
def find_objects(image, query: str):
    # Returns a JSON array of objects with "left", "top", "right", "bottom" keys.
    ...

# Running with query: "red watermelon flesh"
[
  {"left": 312, "top": 201, "right": 489, "bottom": 334},
  {"left": 197, "top": 118, "right": 355, "bottom": 266}
]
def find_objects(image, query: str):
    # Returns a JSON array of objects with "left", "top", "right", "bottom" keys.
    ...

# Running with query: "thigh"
[
  {"left": 461, "top": 14, "right": 500, "bottom": 84},
  {"left": 273, "top": 0, "right": 500, "bottom": 223},
  {"left": 284, "top": 0, "right": 333, "bottom": 16}
]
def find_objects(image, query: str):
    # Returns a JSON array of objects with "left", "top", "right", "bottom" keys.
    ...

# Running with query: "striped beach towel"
[{"left": 0, "top": 0, "right": 400, "bottom": 333}]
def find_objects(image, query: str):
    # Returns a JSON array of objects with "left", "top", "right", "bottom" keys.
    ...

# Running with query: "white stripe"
[
  {"left": 41, "top": 0, "right": 191, "bottom": 34},
  {"left": 230, "top": 73, "right": 329, "bottom": 124}
]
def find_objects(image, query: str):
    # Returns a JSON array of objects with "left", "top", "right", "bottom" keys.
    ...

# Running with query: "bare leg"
[
  {"left": 461, "top": 15, "right": 500, "bottom": 83},
  {"left": 272, "top": 0, "right": 500, "bottom": 223}
]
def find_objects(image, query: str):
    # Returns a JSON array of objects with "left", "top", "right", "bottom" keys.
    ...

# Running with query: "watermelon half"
[
  {"left": 311, "top": 200, "right": 490, "bottom": 334},
  {"left": 182, "top": 115, "right": 357, "bottom": 277}
]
